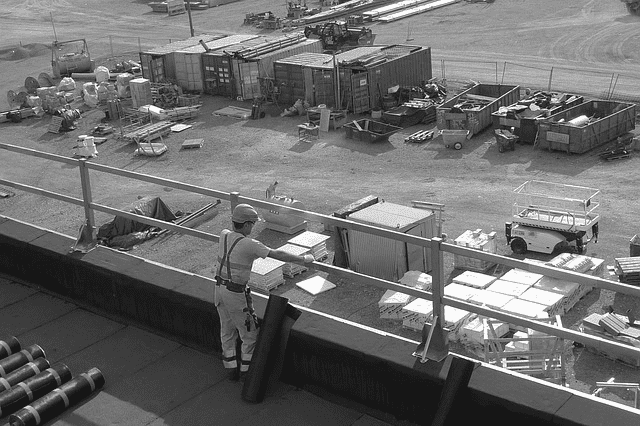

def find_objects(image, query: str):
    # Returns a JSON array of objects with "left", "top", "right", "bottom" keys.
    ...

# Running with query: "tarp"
[{"left": 97, "top": 196, "right": 177, "bottom": 240}]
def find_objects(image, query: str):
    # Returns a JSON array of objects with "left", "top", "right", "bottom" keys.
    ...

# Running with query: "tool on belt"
[{"left": 215, "top": 234, "right": 260, "bottom": 331}]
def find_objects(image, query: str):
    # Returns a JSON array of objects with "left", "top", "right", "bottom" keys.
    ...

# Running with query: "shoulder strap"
[{"left": 217, "top": 233, "right": 244, "bottom": 281}]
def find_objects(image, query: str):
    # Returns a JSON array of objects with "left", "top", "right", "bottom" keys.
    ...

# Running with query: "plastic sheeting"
[{"left": 97, "top": 196, "right": 177, "bottom": 241}]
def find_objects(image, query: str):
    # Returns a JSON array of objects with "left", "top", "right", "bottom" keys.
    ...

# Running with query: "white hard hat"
[{"left": 232, "top": 204, "right": 260, "bottom": 223}]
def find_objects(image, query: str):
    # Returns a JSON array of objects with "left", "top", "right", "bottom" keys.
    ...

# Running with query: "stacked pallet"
[
  {"left": 122, "top": 121, "right": 173, "bottom": 143},
  {"left": 615, "top": 257, "right": 640, "bottom": 285},
  {"left": 401, "top": 298, "right": 433, "bottom": 331},
  {"left": 580, "top": 312, "right": 640, "bottom": 367},
  {"left": 288, "top": 231, "right": 330, "bottom": 261},
  {"left": 518, "top": 287, "right": 566, "bottom": 317},
  {"left": 443, "top": 282, "right": 482, "bottom": 302},
  {"left": 248, "top": 257, "right": 285, "bottom": 292},
  {"left": 532, "top": 275, "right": 584, "bottom": 315},
  {"left": 276, "top": 243, "right": 310, "bottom": 278},
  {"left": 460, "top": 315, "right": 509, "bottom": 348},
  {"left": 399, "top": 270, "right": 432, "bottom": 290},
  {"left": 378, "top": 290, "right": 414, "bottom": 319},
  {"left": 468, "top": 290, "right": 514, "bottom": 310},
  {"left": 452, "top": 270, "right": 497, "bottom": 289},
  {"left": 486, "top": 278, "right": 532, "bottom": 298},
  {"left": 453, "top": 229, "right": 498, "bottom": 272}
]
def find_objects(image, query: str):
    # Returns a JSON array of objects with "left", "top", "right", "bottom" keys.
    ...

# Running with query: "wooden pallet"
[
  {"left": 404, "top": 130, "right": 434, "bottom": 143},
  {"left": 181, "top": 138, "right": 204, "bottom": 150},
  {"left": 122, "top": 121, "right": 173, "bottom": 143}
]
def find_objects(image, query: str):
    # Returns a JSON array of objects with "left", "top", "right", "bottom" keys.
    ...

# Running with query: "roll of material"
[
  {"left": 9, "top": 367, "right": 105, "bottom": 426},
  {"left": 0, "top": 337, "right": 21, "bottom": 360},
  {"left": 0, "top": 346, "right": 46, "bottom": 378},
  {"left": 0, "top": 363, "right": 71, "bottom": 417},
  {"left": 241, "top": 295, "right": 301, "bottom": 403},
  {"left": 568, "top": 115, "right": 589, "bottom": 126},
  {"left": 0, "top": 359, "right": 51, "bottom": 393}
]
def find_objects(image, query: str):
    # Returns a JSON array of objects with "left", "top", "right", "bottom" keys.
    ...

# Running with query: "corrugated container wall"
[
  {"left": 366, "top": 46, "right": 432, "bottom": 109},
  {"left": 274, "top": 52, "right": 334, "bottom": 107},
  {"left": 174, "top": 34, "right": 261, "bottom": 92},
  {"left": 139, "top": 34, "right": 226, "bottom": 83},
  {"left": 234, "top": 39, "right": 323, "bottom": 100},
  {"left": 346, "top": 202, "right": 434, "bottom": 282}
]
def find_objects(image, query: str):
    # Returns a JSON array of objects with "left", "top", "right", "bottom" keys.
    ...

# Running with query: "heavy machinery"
[
  {"left": 505, "top": 181, "right": 600, "bottom": 255},
  {"left": 303, "top": 21, "right": 375, "bottom": 51},
  {"left": 51, "top": 39, "right": 92, "bottom": 78},
  {"left": 621, "top": 0, "right": 640, "bottom": 14}
]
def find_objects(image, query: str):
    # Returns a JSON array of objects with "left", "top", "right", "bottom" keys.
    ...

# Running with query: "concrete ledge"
[{"left": 1, "top": 215, "right": 639, "bottom": 425}]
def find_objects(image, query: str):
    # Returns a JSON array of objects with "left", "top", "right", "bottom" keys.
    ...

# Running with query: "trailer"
[
  {"left": 536, "top": 100, "right": 636, "bottom": 154},
  {"left": 436, "top": 83, "right": 520, "bottom": 137},
  {"left": 505, "top": 181, "right": 600, "bottom": 255}
]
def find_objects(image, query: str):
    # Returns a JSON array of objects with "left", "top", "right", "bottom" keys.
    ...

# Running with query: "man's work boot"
[{"left": 227, "top": 368, "right": 239, "bottom": 382}]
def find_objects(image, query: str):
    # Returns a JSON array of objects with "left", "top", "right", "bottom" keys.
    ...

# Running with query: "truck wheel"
[
  {"left": 510, "top": 238, "right": 527, "bottom": 254},
  {"left": 454, "top": 142, "right": 462, "bottom": 150},
  {"left": 498, "top": 145, "right": 504, "bottom": 153}
]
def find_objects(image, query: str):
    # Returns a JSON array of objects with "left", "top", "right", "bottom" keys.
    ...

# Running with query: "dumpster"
[
  {"left": 436, "top": 83, "right": 520, "bottom": 137},
  {"left": 343, "top": 119, "right": 402, "bottom": 143},
  {"left": 491, "top": 91, "right": 584, "bottom": 144},
  {"left": 537, "top": 100, "right": 636, "bottom": 154}
]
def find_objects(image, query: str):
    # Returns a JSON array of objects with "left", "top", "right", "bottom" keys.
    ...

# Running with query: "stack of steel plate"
[
  {"left": 443, "top": 283, "right": 482, "bottom": 302},
  {"left": 468, "top": 290, "right": 514, "bottom": 310},
  {"left": 288, "top": 231, "right": 330, "bottom": 261},
  {"left": 248, "top": 257, "right": 285, "bottom": 292},
  {"left": 399, "top": 270, "right": 432, "bottom": 290},
  {"left": 486, "top": 279, "right": 532, "bottom": 298},
  {"left": 519, "top": 287, "right": 566, "bottom": 317}
]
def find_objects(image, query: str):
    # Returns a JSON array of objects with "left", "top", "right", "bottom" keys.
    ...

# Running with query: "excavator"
[{"left": 304, "top": 21, "right": 375, "bottom": 52}]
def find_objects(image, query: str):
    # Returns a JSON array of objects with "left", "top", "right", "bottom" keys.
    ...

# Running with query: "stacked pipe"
[
  {"left": 0, "top": 336, "right": 105, "bottom": 425},
  {"left": 0, "top": 363, "right": 72, "bottom": 417},
  {"left": 0, "top": 345, "right": 46, "bottom": 379},
  {"left": 0, "top": 336, "right": 21, "bottom": 359},
  {"left": 9, "top": 367, "right": 105, "bottom": 426},
  {"left": 235, "top": 33, "right": 306, "bottom": 59}
]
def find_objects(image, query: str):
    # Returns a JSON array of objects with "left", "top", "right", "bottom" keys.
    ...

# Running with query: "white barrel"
[{"left": 568, "top": 115, "right": 589, "bottom": 126}]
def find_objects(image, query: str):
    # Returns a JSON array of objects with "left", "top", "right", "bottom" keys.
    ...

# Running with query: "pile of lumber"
[{"left": 615, "top": 257, "right": 640, "bottom": 285}]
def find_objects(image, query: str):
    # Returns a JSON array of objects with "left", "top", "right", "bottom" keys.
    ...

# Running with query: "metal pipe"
[
  {"left": 0, "top": 359, "right": 50, "bottom": 393},
  {"left": 0, "top": 346, "right": 46, "bottom": 378},
  {"left": 0, "top": 336, "right": 21, "bottom": 360},
  {"left": 0, "top": 363, "right": 71, "bottom": 417},
  {"left": 9, "top": 367, "right": 105, "bottom": 426}
]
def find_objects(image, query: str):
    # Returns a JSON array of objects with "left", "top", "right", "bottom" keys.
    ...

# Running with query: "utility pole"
[{"left": 187, "top": 1, "right": 195, "bottom": 37}]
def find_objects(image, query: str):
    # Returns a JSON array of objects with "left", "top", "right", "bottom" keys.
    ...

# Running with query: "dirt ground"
[{"left": 2, "top": 0, "right": 640, "bottom": 409}]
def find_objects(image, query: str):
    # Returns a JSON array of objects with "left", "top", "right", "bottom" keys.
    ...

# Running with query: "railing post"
[
  {"left": 430, "top": 237, "right": 446, "bottom": 326},
  {"left": 230, "top": 192, "right": 240, "bottom": 212},
  {"left": 78, "top": 159, "right": 95, "bottom": 244}
]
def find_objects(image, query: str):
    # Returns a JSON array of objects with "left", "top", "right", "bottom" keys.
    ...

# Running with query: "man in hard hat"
[{"left": 215, "top": 203, "right": 315, "bottom": 382}]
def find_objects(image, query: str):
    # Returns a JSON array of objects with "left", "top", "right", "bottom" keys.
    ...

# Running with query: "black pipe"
[
  {"left": 0, "top": 346, "right": 46, "bottom": 378},
  {"left": 0, "top": 359, "right": 50, "bottom": 393},
  {"left": 9, "top": 367, "right": 105, "bottom": 426},
  {"left": 0, "top": 337, "right": 21, "bottom": 360},
  {"left": 0, "top": 363, "right": 71, "bottom": 417}
]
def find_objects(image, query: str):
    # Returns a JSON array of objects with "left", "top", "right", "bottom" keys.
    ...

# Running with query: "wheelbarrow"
[
  {"left": 494, "top": 128, "right": 518, "bottom": 152},
  {"left": 440, "top": 129, "right": 471, "bottom": 150}
]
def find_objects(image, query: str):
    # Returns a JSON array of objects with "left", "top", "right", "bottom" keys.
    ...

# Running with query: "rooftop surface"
[{"left": 0, "top": 274, "right": 407, "bottom": 426}]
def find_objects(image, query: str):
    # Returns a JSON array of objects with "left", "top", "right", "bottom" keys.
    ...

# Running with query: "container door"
[
  {"left": 313, "top": 69, "right": 335, "bottom": 108},
  {"left": 351, "top": 72, "right": 370, "bottom": 114},
  {"left": 141, "top": 55, "right": 165, "bottom": 83},
  {"left": 203, "top": 55, "right": 233, "bottom": 97},
  {"left": 239, "top": 61, "right": 261, "bottom": 100},
  {"left": 274, "top": 62, "right": 304, "bottom": 106}
]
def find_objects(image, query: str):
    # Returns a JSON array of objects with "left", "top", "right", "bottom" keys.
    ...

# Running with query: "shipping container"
[
  {"left": 436, "top": 83, "right": 520, "bottom": 136},
  {"left": 139, "top": 34, "right": 226, "bottom": 83},
  {"left": 337, "top": 45, "right": 431, "bottom": 113},
  {"left": 233, "top": 38, "right": 323, "bottom": 100},
  {"left": 173, "top": 34, "right": 260, "bottom": 92},
  {"left": 537, "top": 100, "right": 636, "bottom": 154},
  {"left": 346, "top": 202, "right": 434, "bottom": 282},
  {"left": 491, "top": 91, "right": 584, "bottom": 144},
  {"left": 274, "top": 52, "right": 335, "bottom": 107},
  {"left": 201, "top": 36, "right": 272, "bottom": 97}
]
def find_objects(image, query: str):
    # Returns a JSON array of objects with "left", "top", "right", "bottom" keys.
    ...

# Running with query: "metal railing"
[{"left": 2, "top": 142, "right": 640, "bottom": 363}]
